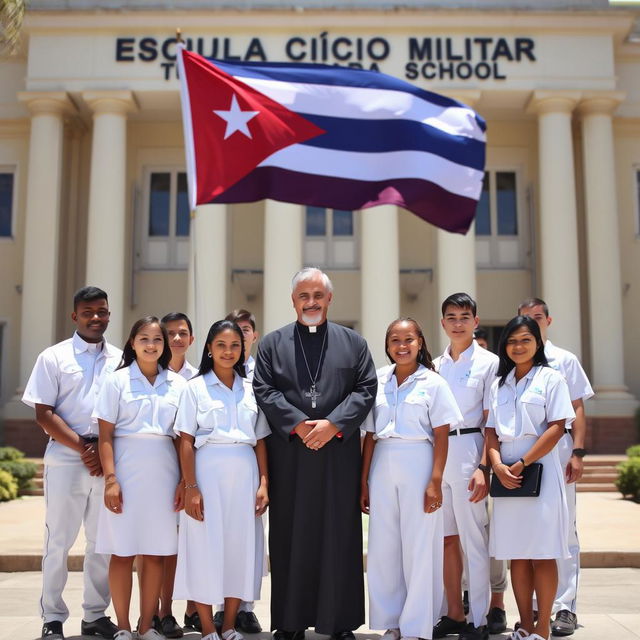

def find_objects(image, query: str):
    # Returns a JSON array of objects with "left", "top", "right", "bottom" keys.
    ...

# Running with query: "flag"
[{"left": 178, "top": 46, "right": 486, "bottom": 234}]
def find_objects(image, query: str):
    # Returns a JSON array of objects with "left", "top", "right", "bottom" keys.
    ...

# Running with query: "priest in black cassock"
[{"left": 253, "top": 267, "right": 377, "bottom": 640}]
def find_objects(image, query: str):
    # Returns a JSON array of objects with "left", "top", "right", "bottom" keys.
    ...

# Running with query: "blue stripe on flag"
[{"left": 299, "top": 113, "right": 485, "bottom": 170}]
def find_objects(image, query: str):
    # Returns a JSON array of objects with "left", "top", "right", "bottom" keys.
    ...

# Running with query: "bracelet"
[
  {"left": 184, "top": 482, "right": 198, "bottom": 489},
  {"left": 477, "top": 463, "right": 489, "bottom": 473},
  {"left": 104, "top": 473, "right": 118, "bottom": 484},
  {"left": 519, "top": 457, "right": 527, "bottom": 467}
]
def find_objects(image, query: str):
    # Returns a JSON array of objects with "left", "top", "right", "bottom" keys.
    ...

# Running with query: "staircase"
[
  {"left": 20, "top": 459, "right": 44, "bottom": 497},
  {"left": 577, "top": 455, "right": 625, "bottom": 493}
]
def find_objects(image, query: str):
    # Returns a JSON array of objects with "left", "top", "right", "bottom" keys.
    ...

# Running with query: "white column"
[
  {"left": 361, "top": 206, "right": 399, "bottom": 367},
  {"left": 527, "top": 91, "right": 582, "bottom": 358},
  {"left": 263, "top": 201, "right": 303, "bottom": 334},
  {"left": 82, "top": 91, "right": 137, "bottom": 346},
  {"left": 16, "top": 92, "right": 74, "bottom": 388},
  {"left": 578, "top": 93, "right": 638, "bottom": 415},
  {"left": 190, "top": 204, "right": 228, "bottom": 351}
]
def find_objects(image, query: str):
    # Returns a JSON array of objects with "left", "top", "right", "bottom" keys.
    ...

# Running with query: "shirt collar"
[
  {"left": 441, "top": 340, "right": 475, "bottom": 363},
  {"left": 382, "top": 363, "right": 428, "bottom": 385},
  {"left": 505, "top": 365, "right": 538, "bottom": 387},
  {"left": 72, "top": 331, "right": 104, "bottom": 355},
  {"left": 204, "top": 369, "right": 243, "bottom": 391},
  {"left": 129, "top": 360, "right": 166, "bottom": 385}
]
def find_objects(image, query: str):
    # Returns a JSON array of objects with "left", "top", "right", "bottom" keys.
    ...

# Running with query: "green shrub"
[
  {"left": 0, "top": 459, "right": 38, "bottom": 491},
  {"left": 0, "top": 446, "right": 26, "bottom": 462},
  {"left": 0, "top": 469, "right": 18, "bottom": 502},
  {"left": 626, "top": 444, "right": 640, "bottom": 459},
  {"left": 616, "top": 458, "right": 640, "bottom": 502}
]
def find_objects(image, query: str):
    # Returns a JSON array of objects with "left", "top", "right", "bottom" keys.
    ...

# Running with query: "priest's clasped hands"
[{"left": 294, "top": 419, "right": 340, "bottom": 450}]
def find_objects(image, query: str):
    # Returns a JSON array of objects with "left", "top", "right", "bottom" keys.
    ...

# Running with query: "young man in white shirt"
[
  {"left": 517, "top": 298, "right": 594, "bottom": 637},
  {"left": 22, "top": 286, "right": 122, "bottom": 640},
  {"left": 433, "top": 293, "right": 499, "bottom": 640}
]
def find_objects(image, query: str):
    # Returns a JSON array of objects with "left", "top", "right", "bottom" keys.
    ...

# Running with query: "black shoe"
[
  {"left": 236, "top": 611, "right": 262, "bottom": 634},
  {"left": 214, "top": 611, "right": 225, "bottom": 633},
  {"left": 273, "top": 631, "right": 305, "bottom": 640},
  {"left": 458, "top": 624, "right": 489, "bottom": 640},
  {"left": 160, "top": 615, "right": 184, "bottom": 639},
  {"left": 184, "top": 611, "right": 202, "bottom": 632},
  {"left": 41, "top": 621, "right": 64, "bottom": 639},
  {"left": 434, "top": 616, "right": 468, "bottom": 639},
  {"left": 486, "top": 608, "right": 507, "bottom": 635},
  {"left": 463, "top": 591, "right": 470, "bottom": 616},
  {"left": 330, "top": 632, "right": 355, "bottom": 640},
  {"left": 81, "top": 617, "right": 118, "bottom": 639},
  {"left": 552, "top": 611, "right": 577, "bottom": 637}
]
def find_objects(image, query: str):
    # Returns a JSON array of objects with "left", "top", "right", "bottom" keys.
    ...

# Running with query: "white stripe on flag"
[
  {"left": 259, "top": 146, "right": 483, "bottom": 199},
  {"left": 233, "top": 75, "right": 484, "bottom": 142}
]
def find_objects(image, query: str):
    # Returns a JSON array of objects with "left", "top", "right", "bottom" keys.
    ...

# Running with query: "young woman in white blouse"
[
  {"left": 95, "top": 316, "right": 187, "bottom": 640},
  {"left": 173, "top": 319, "right": 269, "bottom": 640},
  {"left": 486, "top": 316, "right": 575, "bottom": 640},
  {"left": 361, "top": 318, "right": 462, "bottom": 640}
]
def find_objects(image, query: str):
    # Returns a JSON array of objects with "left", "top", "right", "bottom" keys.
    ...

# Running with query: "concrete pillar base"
[{"left": 586, "top": 389, "right": 639, "bottom": 417}]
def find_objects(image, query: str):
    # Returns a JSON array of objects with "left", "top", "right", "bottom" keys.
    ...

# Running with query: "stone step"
[
  {"left": 579, "top": 472, "right": 618, "bottom": 483},
  {"left": 577, "top": 483, "right": 618, "bottom": 492}
]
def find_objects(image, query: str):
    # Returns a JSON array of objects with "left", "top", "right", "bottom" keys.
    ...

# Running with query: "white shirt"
[
  {"left": 434, "top": 340, "right": 499, "bottom": 431},
  {"left": 486, "top": 366, "right": 575, "bottom": 442},
  {"left": 245, "top": 355, "right": 256, "bottom": 381},
  {"left": 175, "top": 370, "right": 270, "bottom": 448},
  {"left": 93, "top": 361, "right": 187, "bottom": 437},
  {"left": 364, "top": 364, "right": 463, "bottom": 443},
  {"left": 172, "top": 360, "right": 199, "bottom": 381},
  {"left": 545, "top": 341, "right": 594, "bottom": 403},
  {"left": 22, "top": 332, "right": 122, "bottom": 437}
]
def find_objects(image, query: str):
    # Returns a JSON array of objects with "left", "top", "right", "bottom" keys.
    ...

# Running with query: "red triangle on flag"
[{"left": 179, "top": 48, "right": 325, "bottom": 205}]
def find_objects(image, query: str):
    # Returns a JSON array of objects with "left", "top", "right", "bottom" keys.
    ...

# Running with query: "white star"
[{"left": 213, "top": 94, "right": 260, "bottom": 140}]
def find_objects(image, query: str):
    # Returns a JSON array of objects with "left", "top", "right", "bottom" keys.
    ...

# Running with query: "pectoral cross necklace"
[{"left": 295, "top": 325, "right": 328, "bottom": 409}]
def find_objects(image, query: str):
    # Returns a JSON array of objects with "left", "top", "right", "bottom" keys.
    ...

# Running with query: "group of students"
[{"left": 23, "top": 283, "right": 591, "bottom": 640}]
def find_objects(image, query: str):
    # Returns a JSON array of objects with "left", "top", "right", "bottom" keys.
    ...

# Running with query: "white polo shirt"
[
  {"left": 245, "top": 355, "right": 256, "bottom": 381},
  {"left": 173, "top": 360, "right": 199, "bottom": 381},
  {"left": 365, "top": 364, "right": 463, "bottom": 443},
  {"left": 434, "top": 340, "right": 499, "bottom": 431},
  {"left": 93, "top": 361, "right": 186, "bottom": 437},
  {"left": 22, "top": 332, "right": 122, "bottom": 437},
  {"left": 175, "top": 370, "right": 270, "bottom": 448},
  {"left": 544, "top": 341, "right": 594, "bottom": 403},
  {"left": 486, "top": 366, "right": 575, "bottom": 442}
]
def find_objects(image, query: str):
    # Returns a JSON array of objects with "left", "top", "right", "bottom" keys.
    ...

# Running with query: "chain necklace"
[{"left": 295, "top": 324, "right": 328, "bottom": 408}]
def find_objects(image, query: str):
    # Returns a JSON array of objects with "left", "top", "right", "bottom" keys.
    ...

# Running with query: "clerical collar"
[{"left": 296, "top": 321, "right": 327, "bottom": 335}]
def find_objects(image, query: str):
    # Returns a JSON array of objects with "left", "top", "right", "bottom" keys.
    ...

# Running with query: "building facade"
[{"left": 1, "top": 0, "right": 639, "bottom": 454}]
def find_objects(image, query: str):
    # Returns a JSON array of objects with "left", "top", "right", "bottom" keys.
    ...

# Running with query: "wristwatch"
[
  {"left": 572, "top": 448, "right": 587, "bottom": 458},
  {"left": 477, "top": 463, "right": 489, "bottom": 473}
]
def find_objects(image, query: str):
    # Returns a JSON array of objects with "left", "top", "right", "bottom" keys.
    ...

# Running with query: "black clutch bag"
[{"left": 489, "top": 462, "right": 543, "bottom": 497}]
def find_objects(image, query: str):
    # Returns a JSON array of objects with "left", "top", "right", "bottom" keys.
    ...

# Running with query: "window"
[
  {"left": 304, "top": 207, "right": 357, "bottom": 268},
  {"left": 141, "top": 169, "right": 190, "bottom": 269},
  {"left": 0, "top": 170, "right": 15, "bottom": 238},
  {"left": 475, "top": 170, "right": 527, "bottom": 269}
]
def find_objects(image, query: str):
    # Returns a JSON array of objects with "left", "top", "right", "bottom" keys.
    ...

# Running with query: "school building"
[{"left": 1, "top": 0, "right": 640, "bottom": 455}]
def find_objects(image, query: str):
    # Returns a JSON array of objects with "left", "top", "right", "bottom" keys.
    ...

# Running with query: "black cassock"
[{"left": 253, "top": 321, "right": 377, "bottom": 634}]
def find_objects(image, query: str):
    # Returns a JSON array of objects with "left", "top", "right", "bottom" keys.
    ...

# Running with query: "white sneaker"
[
  {"left": 381, "top": 629, "right": 401, "bottom": 640},
  {"left": 114, "top": 631, "right": 133, "bottom": 640},
  {"left": 509, "top": 629, "right": 530, "bottom": 640},
  {"left": 137, "top": 628, "right": 164, "bottom": 640},
  {"left": 221, "top": 630, "right": 244, "bottom": 640},
  {"left": 202, "top": 634, "right": 222, "bottom": 640}
]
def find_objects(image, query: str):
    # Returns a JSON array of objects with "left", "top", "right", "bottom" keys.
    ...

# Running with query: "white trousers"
[
  {"left": 41, "top": 442, "right": 110, "bottom": 624},
  {"left": 367, "top": 440, "right": 443, "bottom": 640},
  {"left": 442, "top": 433, "right": 490, "bottom": 627}
]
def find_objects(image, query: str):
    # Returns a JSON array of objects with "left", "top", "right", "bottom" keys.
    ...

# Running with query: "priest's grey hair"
[{"left": 291, "top": 267, "right": 334, "bottom": 294}]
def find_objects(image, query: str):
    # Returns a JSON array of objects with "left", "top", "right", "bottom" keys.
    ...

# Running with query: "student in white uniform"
[
  {"left": 433, "top": 294, "right": 499, "bottom": 640},
  {"left": 173, "top": 319, "right": 270, "bottom": 640},
  {"left": 361, "top": 318, "right": 461, "bottom": 640},
  {"left": 486, "top": 316, "right": 575, "bottom": 640},
  {"left": 22, "top": 286, "right": 121, "bottom": 640},
  {"left": 94, "top": 316, "right": 187, "bottom": 640},
  {"left": 517, "top": 298, "right": 593, "bottom": 637}
]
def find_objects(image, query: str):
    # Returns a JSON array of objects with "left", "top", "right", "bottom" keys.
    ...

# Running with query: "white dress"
[
  {"left": 93, "top": 362, "right": 186, "bottom": 556},
  {"left": 486, "top": 365, "right": 575, "bottom": 560},
  {"left": 172, "top": 371, "right": 270, "bottom": 605}
]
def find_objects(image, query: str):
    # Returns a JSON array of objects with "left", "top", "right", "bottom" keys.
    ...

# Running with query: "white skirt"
[
  {"left": 96, "top": 434, "right": 179, "bottom": 556},
  {"left": 173, "top": 443, "right": 264, "bottom": 605},
  {"left": 489, "top": 436, "right": 570, "bottom": 560}
]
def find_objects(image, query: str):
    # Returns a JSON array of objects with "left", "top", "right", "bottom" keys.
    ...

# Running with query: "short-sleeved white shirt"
[
  {"left": 545, "top": 341, "right": 594, "bottom": 403},
  {"left": 93, "top": 361, "right": 186, "bottom": 437},
  {"left": 22, "top": 332, "right": 122, "bottom": 437},
  {"left": 434, "top": 340, "right": 499, "bottom": 431},
  {"left": 174, "top": 370, "right": 270, "bottom": 448},
  {"left": 172, "top": 360, "right": 199, "bottom": 381},
  {"left": 364, "top": 364, "right": 463, "bottom": 443},
  {"left": 245, "top": 355, "right": 256, "bottom": 381},
  {"left": 486, "top": 366, "right": 575, "bottom": 442}
]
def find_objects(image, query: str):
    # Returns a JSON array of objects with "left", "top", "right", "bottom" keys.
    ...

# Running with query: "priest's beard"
[{"left": 301, "top": 312, "right": 323, "bottom": 326}]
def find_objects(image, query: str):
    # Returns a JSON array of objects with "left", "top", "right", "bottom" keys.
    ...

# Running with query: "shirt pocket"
[
  {"left": 520, "top": 391, "right": 546, "bottom": 427},
  {"left": 60, "top": 363, "right": 84, "bottom": 385},
  {"left": 373, "top": 393, "right": 392, "bottom": 431},
  {"left": 453, "top": 376, "right": 481, "bottom": 403},
  {"left": 402, "top": 393, "right": 428, "bottom": 430},
  {"left": 198, "top": 398, "right": 228, "bottom": 429}
]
